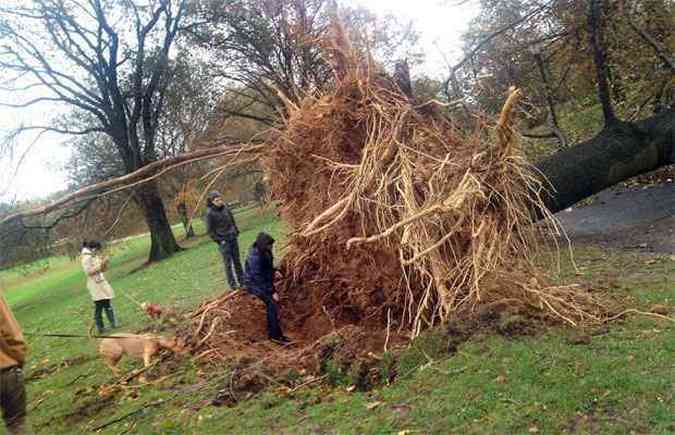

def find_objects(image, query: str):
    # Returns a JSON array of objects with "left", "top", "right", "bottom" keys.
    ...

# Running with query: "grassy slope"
[
  {"left": 0, "top": 207, "right": 285, "bottom": 435},
  {"left": 1, "top": 212, "right": 673, "bottom": 434}
]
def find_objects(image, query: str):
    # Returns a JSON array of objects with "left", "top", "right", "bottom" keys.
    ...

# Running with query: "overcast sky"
[{"left": 0, "top": 0, "right": 478, "bottom": 202}]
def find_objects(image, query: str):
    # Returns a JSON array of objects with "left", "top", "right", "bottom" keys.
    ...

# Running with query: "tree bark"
[
  {"left": 535, "top": 109, "right": 674, "bottom": 214},
  {"left": 133, "top": 181, "right": 182, "bottom": 262}
]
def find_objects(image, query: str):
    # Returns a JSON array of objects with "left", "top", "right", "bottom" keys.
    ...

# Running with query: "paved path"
[{"left": 554, "top": 183, "right": 675, "bottom": 254}]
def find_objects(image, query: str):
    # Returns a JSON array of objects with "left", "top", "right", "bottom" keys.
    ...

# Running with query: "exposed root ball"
[{"left": 263, "top": 35, "right": 606, "bottom": 335}]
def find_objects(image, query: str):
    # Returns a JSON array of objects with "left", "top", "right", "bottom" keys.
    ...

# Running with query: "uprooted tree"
[
  {"left": 0, "top": 0, "right": 193, "bottom": 262},
  {"left": 3, "top": 4, "right": 671, "bottom": 336},
  {"left": 258, "top": 6, "right": 672, "bottom": 334},
  {"left": 187, "top": 0, "right": 672, "bottom": 357},
  {"left": 186, "top": 13, "right": 671, "bottom": 362}
]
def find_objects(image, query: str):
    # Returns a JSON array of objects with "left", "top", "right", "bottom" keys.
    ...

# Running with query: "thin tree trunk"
[
  {"left": 176, "top": 203, "right": 195, "bottom": 239},
  {"left": 180, "top": 214, "right": 195, "bottom": 239},
  {"left": 134, "top": 181, "right": 182, "bottom": 262},
  {"left": 589, "top": 0, "right": 617, "bottom": 125}
]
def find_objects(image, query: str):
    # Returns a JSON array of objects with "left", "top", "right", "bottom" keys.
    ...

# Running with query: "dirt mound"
[
  {"left": 184, "top": 291, "right": 410, "bottom": 404},
  {"left": 187, "top": 292, "right": 279, "bottom": 365},
  {"left": 187, "top": 291, "right": 407, "bottom": 370}
]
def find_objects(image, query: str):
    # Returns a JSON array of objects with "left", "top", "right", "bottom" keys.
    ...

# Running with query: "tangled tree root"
[{"left": 262, "top": 25, "right": 608, "bottom": 337}]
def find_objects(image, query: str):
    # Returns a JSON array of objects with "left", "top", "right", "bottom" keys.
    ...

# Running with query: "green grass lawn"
[
  {"left": 0, "top": 210, "right": 673, "bottom": 435},
  {"left": 0, "top": 206, "right": 286, "bottom": 435}
]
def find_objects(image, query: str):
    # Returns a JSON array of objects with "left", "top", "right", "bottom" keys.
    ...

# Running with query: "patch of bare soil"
[{"left": 184, "top": 291, "right": 408, "bottom": 373}]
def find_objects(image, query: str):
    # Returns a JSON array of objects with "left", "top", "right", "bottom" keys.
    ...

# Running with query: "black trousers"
[
  {"left": 218, "top": 239, "right": 244, "bottom": 290},
  {"left": 0, "top": 366, "right": 28, "bottom": 434},
  {"left": 251, "top": 291, "right": 283, "bottom": 339},
  {"left": 94, "top": 299, "right": 115, "bottom": 332}
]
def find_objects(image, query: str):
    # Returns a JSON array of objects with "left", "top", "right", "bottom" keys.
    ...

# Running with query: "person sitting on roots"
[
  {"left": 0, "top": 289, "right": 30, "bottom": 434},
  {"left": 244, "top": 232, "right": 290, "bottom": 344},
  {"left": 81, "top": 240, "right": 117, "bottom": 334},
  {"left": 206, "top": 191, "right": 244, "bottom": 290}
]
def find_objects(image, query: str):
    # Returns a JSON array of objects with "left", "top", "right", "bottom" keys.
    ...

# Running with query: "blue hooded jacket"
[{"left": 244, "top": 233, "right": 275, "bottom": 296}]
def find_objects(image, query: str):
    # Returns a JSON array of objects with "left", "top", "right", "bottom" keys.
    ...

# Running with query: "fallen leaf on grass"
[
  {"left": 567, "top": 334, "right": 592, "bottom": 345},
  {"left": 366, "top": 401, "right": 383, "bottom": 410},
  {"left": 391, "top": 404, "right": 412, "bottom": 418},
  {"left": 649, "top": 304, "right": 670, "bottom": 315}
]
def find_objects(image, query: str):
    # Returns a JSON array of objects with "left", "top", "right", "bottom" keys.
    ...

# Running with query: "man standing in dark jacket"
[
  {"left": 206, "top": 191, "right": 244, "bottom": 290},
  {"left": 244, "top": 232, "right": 289, "bottom": 344}
]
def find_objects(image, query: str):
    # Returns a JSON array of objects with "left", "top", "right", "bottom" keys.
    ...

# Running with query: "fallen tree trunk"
[
  {"left": 535, "top": 109, "right": 674, "bottom": 214},
  {"left": 1, "top": 111, "right": 671, "bottom": 226}
]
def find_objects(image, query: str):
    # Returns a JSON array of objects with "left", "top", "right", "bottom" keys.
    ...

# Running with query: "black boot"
[
  {"left": 105, "top": 307, "right": 117, "bottom": 329},
  {"left": 270, "top": 335, "right": 291, "bottom": 345}
]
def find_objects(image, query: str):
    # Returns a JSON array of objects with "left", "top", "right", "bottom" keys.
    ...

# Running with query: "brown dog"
[
  {"left": 141, "top": 302, "right": 164, "bottom": 319},
  {"left": 98, "top": 333, "right": 186, "bottom": 380}
]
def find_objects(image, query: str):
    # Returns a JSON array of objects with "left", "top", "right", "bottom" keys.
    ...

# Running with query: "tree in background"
[
  {"left": 172, "top": 181, "right": 198, "bottom": 238},
  {"left": 60, "top": 53, "right": 220, "bottom": 237},
  {"left": 187, "top": 0, "right": 423, "bottom": 127},
  {"left": 0, "top": 201, "right": 51, "bottom": 269},
  {"left": 0, "top": 0, "right": 189, "bottom": 262},
  {"left": 451, "top": 0, "right": 673, "bottom": 150}
]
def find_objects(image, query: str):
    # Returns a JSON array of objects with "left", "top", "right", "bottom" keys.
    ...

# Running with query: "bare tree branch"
[
  {"left": 13, "top": 126, "right": 105, "bottom": 136},
  {"left": 0, "top": 142, "right": 262, "bottom": 225},
  {"left": 102, "top": 193, "right": 135, "bottom": 238},
  {"left": 443, "top": 0, "right": 553, "bottom": 98},
  {"left": 620, "top": 0, "right": 674, "bottom": 72},
  {"left": 0, "top": 97, "right": 68, "bottom": 108},
  {"left": 21, "top": 198, "right": 96, "bottom": 231},
  {"left": 218, "top": 110, "right": 277, "bottom": 126}
]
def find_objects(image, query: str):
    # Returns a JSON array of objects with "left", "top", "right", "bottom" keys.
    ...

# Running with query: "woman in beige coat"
[{"left": 81, "top": 241, "right": 116, "bottom": 333}]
